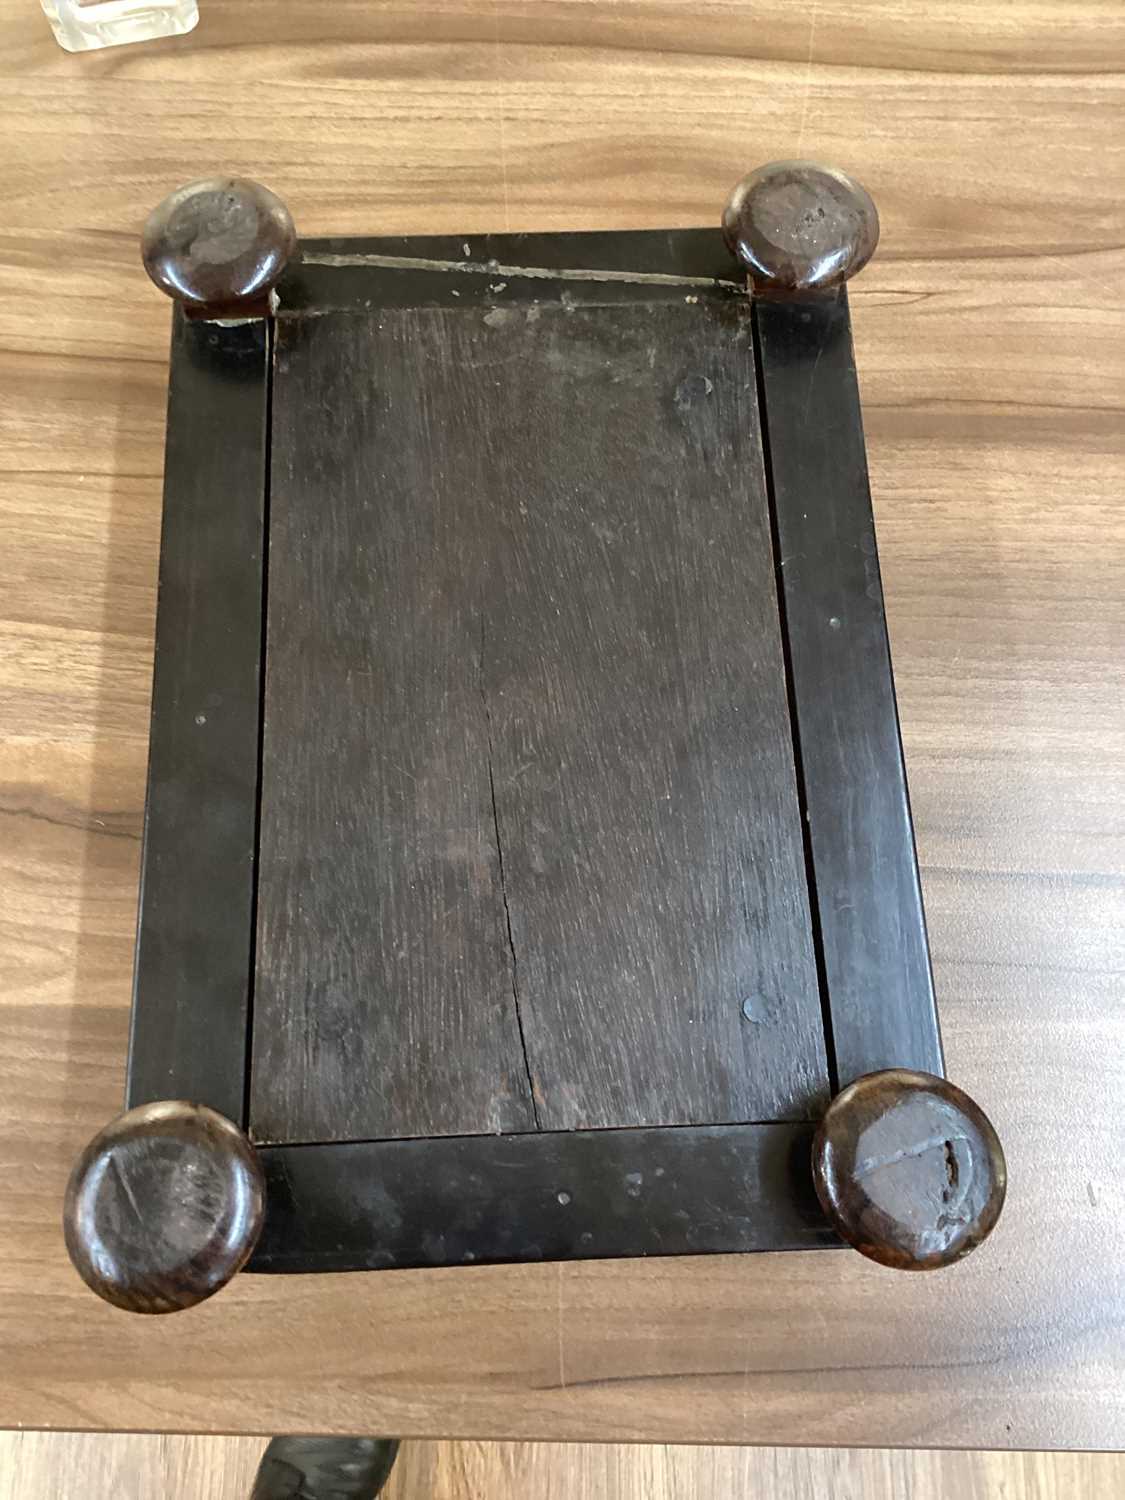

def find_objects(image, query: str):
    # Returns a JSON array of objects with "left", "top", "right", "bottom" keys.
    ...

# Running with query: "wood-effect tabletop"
[
  {"left": 1, "top": 0, "right": 1122, "bottom": 1451},
  {"left": 3, "top": 1431, "right": 1125, "bottom": 1500}
]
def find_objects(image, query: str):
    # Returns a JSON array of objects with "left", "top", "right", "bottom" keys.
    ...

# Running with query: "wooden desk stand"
[{"left": 64, "top": 165, "right": 1005, "bottom": 1332}]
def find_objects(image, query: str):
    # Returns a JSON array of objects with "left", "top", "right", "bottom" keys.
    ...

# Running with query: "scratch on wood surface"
[
  {"left": 794, "top": 0, "right": 820, "bottom": 158},
  {"left": 556, "top": 1263, "right": 568, "bottom": 1390},
  {"left": 801, "top": 328, "right": 827, "bottom": 426},
  {"left": 109, "top": 1155, "right": 144, "bottom": 1228},
  {"left": 480, "top": 611, "right": 541, "bottom": 1130}
]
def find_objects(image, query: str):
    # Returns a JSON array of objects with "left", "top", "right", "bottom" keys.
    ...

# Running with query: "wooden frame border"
[
  {"left": 251, "top": 1123, "right": 837, "bottom": 1272},
  {"left": 126, "top": 312, "right": 269, "bottom": 1120},
  {"left": 126, "top": 229, "right": 940, "bottom": 1271},
  {"left": 754, "top": 289, "right": 943, "bottom": 1085}
]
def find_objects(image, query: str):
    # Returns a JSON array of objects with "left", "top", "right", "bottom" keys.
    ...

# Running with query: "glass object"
[{"left": 41, "top": 0, "right": 199, "bottom": 52}]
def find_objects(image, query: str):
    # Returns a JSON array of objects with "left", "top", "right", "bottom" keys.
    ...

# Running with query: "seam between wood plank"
[
  {"left": 750, "top": 299, "right": 839, "bottom": 1095},
  {"left": 481, "top": 609, "right": 542, "bottom": 1129}
]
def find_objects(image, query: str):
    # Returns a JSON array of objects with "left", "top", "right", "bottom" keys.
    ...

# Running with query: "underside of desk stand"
[{"left": 64, "top": 165, "right": 1005, "bottom": 1330}]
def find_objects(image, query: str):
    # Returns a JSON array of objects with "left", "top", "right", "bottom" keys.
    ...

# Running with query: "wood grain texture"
[
  {"left": 411, "top": 1445, "right": 1125, "bottom": 1499},
  {"left": 0, "top": 0, "right": 1122, "bottom": 1452},
  {"left": 2, "top": 1433, "right": 1124, "bottom": 1500},
  {"left": 255, "top": 289, "right": 825, "bottom": 1142},
  {"left": 477, "top": 297, "right": 825, "bottom": 1130},
  {"left": 253, "top": 311, "right": 538, "bottom": 1145}
]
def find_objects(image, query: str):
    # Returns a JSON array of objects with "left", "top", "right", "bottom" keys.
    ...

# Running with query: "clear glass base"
[{"left": 41, "top": 0, "right": 199, "bottom": 52}]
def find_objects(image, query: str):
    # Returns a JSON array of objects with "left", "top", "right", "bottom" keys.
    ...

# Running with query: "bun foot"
[
  {"left": 812, "top": 1069, "right": 1006, "bottom": 1270},
  {"left": 141, "top": 176, "right": 297, "bottom": 315},
  {"left": 64, "top": 1101, "right": 265, "bottom": 1313},
  {"left": 722, "top": 160, "right": 879, "bottom": 293}
]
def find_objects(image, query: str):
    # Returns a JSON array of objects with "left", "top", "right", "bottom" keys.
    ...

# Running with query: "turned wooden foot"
[
  {"left": 251, "top": 1437, "right": 400, "bottom": 1500},
  {"left": 722, "top": 160, "right": 879, "bottom": 293},
  {"left": 63, "top": 1101, "right": 265, "bottom": 1313},
  {"left": 812, "top": 1069, "right": 1007, "bottom": 1270},
  {"left": 141, "top": 176, "right": 297, "bottom": 316}
]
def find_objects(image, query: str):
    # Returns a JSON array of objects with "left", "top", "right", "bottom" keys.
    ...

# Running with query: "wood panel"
[
  {"left": 0, "top": 0, "right": 1122, "bottom": 1454},
  {"left": 3, "top": 1432, "right": 1124, "bottom": 1500},
  {"left": 253, "top": 311, "right": 537, "bottom": 1144},
  {"left": 477, "top": 297, "right": 824, "bottom": 1130},
  {"left": 253, "top": 290, "right": 825, "bottom": 1143}
]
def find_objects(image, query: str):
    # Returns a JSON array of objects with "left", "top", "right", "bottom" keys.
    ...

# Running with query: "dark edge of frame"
[
  {"left": 247, "top": 1122, "right": 841, "bottom": 1273},
  {"left": 125, "top": 310, "right": 270, "bottom": 1121},
  {"left": 753, "top": 288, "right": 944, "bottom": 1087}
]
